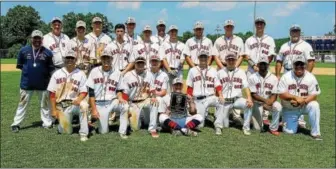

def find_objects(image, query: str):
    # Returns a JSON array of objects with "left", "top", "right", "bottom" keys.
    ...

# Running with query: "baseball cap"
[
  {"left": 150, "top": 55, "right": 160, "bottom": 61},
  {"left": 255, "top": 17, "right": 266, "bottom": 24},
  {"left": 258, "top": 57, "right": 269, "bottom": 64},
  {"left": 125, "top": 17, "right": 136, "bottom": 24},
  {"left": 92, "top": 17, "right": 102, "bottom": 23},
  {"left": 290, "top": 24, "right": 301, "bottom": 31},
  {"left": 143, "top": 25, "right": 152, "bottom": 32},
  {"left": 225, "top": 52, "right": 237, "bottom": 60},
  {"left": 198, "top": 51, "right": 209, "bottom": 58},
  {"left": 293, "top": 55, "right": 306, "bottom": 64},
  {"left": 76, "top": 20, "right": 86, "bottom": 29},
  {"left": 51, "top": 17, "right": 62, "bottom": 24},
  {"left": 157, "top": 19, "right": 166, "bottom": 26},
  {"left": 31, "top": 30, "right": 43, "bottom": 38},
  {"left": 168, "top": 25, "right": 178, "bottom": 32},
  {"left": 65, "top": 50, "right": 76, "bottom": 58},
  {"left": 100, "top": 50, "right": 112, "bottom": 58},
  {"left": 135, "top": 57, "right": 146, "bottom": 63},
  {"left": 224, "top": 19, "right": 235, "bottom": 27},
  {"left": 194, "top": 21, "right": 204, "bottom": 29},
  {"left": 172, "top": 78, "right": 183, "bottom": 85}
]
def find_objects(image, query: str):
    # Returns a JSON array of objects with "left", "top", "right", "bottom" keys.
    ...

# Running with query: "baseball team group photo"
[{"left": 1, "top": 1, "right": 335, "bottom": 168}]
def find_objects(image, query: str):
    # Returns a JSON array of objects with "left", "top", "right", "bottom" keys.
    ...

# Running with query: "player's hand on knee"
[
  {"left": 218, "top": 96, "right": 225, "bottom": 104},
  {"left": 265, "top": 99, "right": 273, "bottom": 106},
  {"left": 294, "top": 96, "right": 305, "bottom": 106},
  {"left": 290, "top": 100, "right": 299, "bottom": 107},
  {"left": 52, "top": 110, "right": 59, "bottom": 119},
  {"left": 150, "top": 97, "right": 158, "bottom": 106},
  {"left": 91, "top": 109, "right": 100, "bottom": 119},
  {"left": 72, "top": 99, "right": 81, "bottom": 106},
  {"left": 246, "top": 99, "right": 253, "bottom": 108}
]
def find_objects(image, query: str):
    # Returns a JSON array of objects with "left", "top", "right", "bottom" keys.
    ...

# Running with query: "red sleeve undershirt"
[{"left": 187, "top": 86, "right": 193, "bottom": 96}]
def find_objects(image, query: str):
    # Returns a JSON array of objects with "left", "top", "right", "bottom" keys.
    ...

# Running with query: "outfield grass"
[
  {"left": 1, "top": 58, "right": 335, "bottom": 68},
  {"left": 1, "top": 72, "right": 335, "bottom": 168}
]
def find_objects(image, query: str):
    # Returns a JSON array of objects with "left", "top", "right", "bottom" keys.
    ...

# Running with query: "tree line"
[{"left": 1, "top": 5, "right": 333, "bottom": 59}]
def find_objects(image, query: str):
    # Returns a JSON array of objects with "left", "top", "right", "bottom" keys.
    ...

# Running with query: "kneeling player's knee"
[
  {"left": 159, "top": 113, "right": 169, "bottom": 124},
  {"left": 272, "top": 102, "right": 282, "bottom": 113},
  {"left": 193, "top": 114, "right": 204, "bottom": 123},
  {"left": 307, "top": 101, "right": 320, "bottom": 111}
]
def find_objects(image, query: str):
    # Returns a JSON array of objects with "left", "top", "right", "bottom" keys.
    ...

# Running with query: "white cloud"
[
  {"left": 178, "top": 1, "right": 237, "bottom": 11},
  {"left": 158, "top": 8, "right": 169, "bottom": 21},
  {"left": 273, "top": 2, "right": 306, "bottom": 17},
  {"left": 108, "top": 1, "right": 141, "bottom": 10},
  {"left": 54, "top": 1, "right": 70, "bottom": 5}
]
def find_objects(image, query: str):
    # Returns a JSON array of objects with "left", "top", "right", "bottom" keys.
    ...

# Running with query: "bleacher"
[{"left": 302, "top": 35, "right": 335, "bottom": 63}]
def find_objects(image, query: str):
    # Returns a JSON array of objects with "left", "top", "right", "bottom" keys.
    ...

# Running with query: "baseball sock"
[
  {"left": 185, "top": 119, "right": 201, "bottom": 129},
  {"left": 163, "top": 119, "right": 181, "bottom": 130}
]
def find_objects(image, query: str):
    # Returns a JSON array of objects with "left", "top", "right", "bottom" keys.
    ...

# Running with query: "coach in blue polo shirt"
[{"left": 11, "top": 30, "right": 55, "bottom": 132}]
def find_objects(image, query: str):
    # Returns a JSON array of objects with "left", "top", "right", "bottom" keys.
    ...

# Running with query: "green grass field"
[
  {"left": 1, "top": 58, "right": 335, "bottom": 68},
  {"left": 1, "top": 72, "right": 335, "bottom": 168}
]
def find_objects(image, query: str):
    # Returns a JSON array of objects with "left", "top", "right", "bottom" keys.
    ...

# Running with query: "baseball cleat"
[
  {"left": 120, "top": 134, "right": 128, "bottom": 139},
  {"left": 269, "top": 130, "right": 280, "bottom": 136},
  {"left": 80, "top": 135, "right": 88, "bottom": 142},
  {"left": 43, "top": 125, "right": 52, "bottom": 130},
  {"left": 172, "top": 130, "right": 182, "bottom": 136},
  {"left": 150, "top": 131, "right": 159, "bottom": 138},
  {"left": 243, "top": 129, "right": 251, "bottom": 136},
  {"left": 312, "top": 135, "right": 323, "bottom": 141},
  {"left": 11, "top": 126, "right": 20, "bottom": 133},
  {"left": 215, "top": 127, "right": 222, "bottom": 135},
  {"left": 189, "top": 130, "right": 198, "bottom": 137}
]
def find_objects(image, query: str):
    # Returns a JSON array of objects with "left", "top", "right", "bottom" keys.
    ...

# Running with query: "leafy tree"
[
  {"left": 6, "top": 43, "right": 23, "bottom": 58},
  {"left": 274, "top": 37, "right": 290, "bottom": 53}
]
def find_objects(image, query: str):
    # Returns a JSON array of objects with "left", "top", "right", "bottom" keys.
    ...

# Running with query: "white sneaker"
[
  {"left": 120, "top": 134, "right": 128, "bottom": 139},
  {"left": 80, "top": 135, "right": 88, "bottom": 142},
  {"left": 215, "top": 127, "right": 222, "bottom": 135},
  {"left": 243, "top": 129, "right": 251, "bottom": 136}
]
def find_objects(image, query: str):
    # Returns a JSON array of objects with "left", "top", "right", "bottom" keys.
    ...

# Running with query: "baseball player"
[
  {"left": 212, "top": 19, "right": 244, "bottom": 69},
  {"left": 244, "top": 17, "right": 276, "bottom": 77},
  {"left": 248, "top": 56, "right": 281, "bottom": 136},
  {"left": 68, "top": 20, "right": 94, "bottom": 74},
  {"left": 276, "top": 25, "right": 315, "bottom": 128},
  {"left": 85, "top": 16, "right": 112, "bottom": 67},
  {"left": 124, "top": 17, "right": 142, "bottom": 51},
  {"left": 43, "top": 17, "right": 70, "bottom": 69},
  {"left": 47, "top": 50, "right": 89, "bottom": 142},
  {"left": 186, "top": 51, "right": 224, "bottom": 128},
  {"left": 104, "top": 24, "right": 134, "bottom": 75},
  {"left": 11, "top": 30, "right": 54, "bottom": 133},
  {"left": 161, "top": 25, "right": 188, "bottom": 92},
  {"left": 159, "top": 78, "right": 203, "bottom": 136},
  {"left": 121, "top": 57, "right": 160, "bottom": 138},
  {"left": 185, "top": 21, "right": 213, "bottom": 68},
  {"left": 133, "top": 25, "right": 160, "bottom": 69},
  {"left": 277, "top": 56, "right": 322, "bottom": 140},
  {"left": 147, "top": 55, "right": 169, "bottom": 97},
  {"left": 86, "top": 51, "right": 129, "bottom": 139},
  {"left": 216, "top": 52, "right": 253, "bottom": 136},
  {"left": 150, "top": 19, "right": 170, "bottom": 46}
]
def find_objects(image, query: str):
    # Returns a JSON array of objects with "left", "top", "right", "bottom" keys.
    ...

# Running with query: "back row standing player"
[
  {"left": 151, "top": 20, "right": 170, "bottom": 46},
  {"left": 124, "top": 17, "right": 142, "bottom": 52}
]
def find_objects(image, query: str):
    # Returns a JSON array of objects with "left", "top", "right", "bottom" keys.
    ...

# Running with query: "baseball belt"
[
  {"left": 131, "top": 99, "right": 145, "bottom": 103},
  {"left": 170, "top": 67, "right": 177, "bottom": 70},
  {"left": 195, "top": 94, "right": 214, "bottom": 100},
  {"left": 224, "top": 97, "right": 238, "bottom": 104},
  {"left": 57, "top": 99, "right": 73, "bottom": 108}
]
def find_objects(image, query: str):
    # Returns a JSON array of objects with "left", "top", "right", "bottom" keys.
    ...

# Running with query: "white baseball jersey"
[
  {"left": 43, "top": 32, "right": 70, "bottom": 66},
  {"left": 185, "top": 36, "right": 213, "bottom": 65},
  {"left": 133, "top": 41, "right": 160, "bottom": 68},
  {"left": 245, "top": 35, "right": 276, "bottom": 73},
  {"left": 86, "top": 66, "right": 123, "bottom": 101},
  {"left": 277, "top": 70, "right": 320, "bottom": 109},
  {"left": 159, "top": 41, "right": 187, "bottom": 69},
  {"left": 85, "top": 32, "right": 112, "bottom": 60},
  {"left": 121, "top": 70, "right": 150, "bottom": 101},
  {"left": 67, "top": 37, "right": 94, "bottom": 65},
  {"left": 146, "top": 70, "right": 169, "bottom": 92},
  {"left": 248, "top": 72, "right": 278, "bottom": 100},
  {"left": 151, "top": 34, "right": 170, "bottom": 46},
  {"left": 277, "top": 39, "right": 314, "bottom": 72},
  {"left": 212, "top": 35, "right": 244, "bottom": 63},
  {"left": 124, "top": 33, "right": 142, "bottom": 51},
  {"left": 217, "top": 68, "right": 248, "bottom": 98},
  {"left": 186, "top": 66, "right": 220, "bottom": 97},
  {"left": 47, "top": 68, "right": 87, "bottom": 103},
  {"left": 104, "top": 40, "right": 134, "bottom": 71}
]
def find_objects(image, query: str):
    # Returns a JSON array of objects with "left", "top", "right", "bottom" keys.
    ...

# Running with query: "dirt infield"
[{"left": 2, "top": 64, "right": 334, "bottom": 75}]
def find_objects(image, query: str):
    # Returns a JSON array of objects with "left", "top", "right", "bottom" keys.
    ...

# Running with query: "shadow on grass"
[{"left": 20, "top": 121, "right": 43, "bottom": 130}]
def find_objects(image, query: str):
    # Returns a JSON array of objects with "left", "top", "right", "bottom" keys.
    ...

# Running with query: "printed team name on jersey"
[
  {"left": 189, "top": 44, "right": 209, "bottom": 51},
  {"left": 249, "top": 42, "right": 270, "bottom": 50},
  {"left": 282, "top": 50, "right": 303, "bottom": 57},
  {"left": 93, "top": 78, "right": 118, "bottom": 91},
  {"left": 218, "top": 44, "right": 238, "bottom": 52},
  {"left": 288, "top": 84, "right": 308, "bottom": 90},
  {"left": 56, "top": 77, "right": 80, "bottom": 92},
  {"left": 165, "top": 48, "right": 182, "bottom": 56},
  {"left": 49, "top": 43, "right": 66, "bottom": 51},
  {"left": 256, "top": 83, "right": 273, "bottom": 95},
  {"left": 137, "top": 47, "right": 159, "bottom": 55},
  {"left": 128, "top": 81, "right": 143, "bottom": 88},
  {"left": 110, "top": 49, "right": 130, "bottom": 56},
  {"left": 220, "top": 77, "right": 243, "bottom": 89},
  {"left": 72, "top": 46, "right": 89, "bottom": 53},
  {"left": 192, "top": 76, "right": 215, "bottom": 83}
]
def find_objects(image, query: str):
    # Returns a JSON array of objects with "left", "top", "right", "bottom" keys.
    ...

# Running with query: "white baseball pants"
[
  {"left": 11, "top": 89, "right": 53, "bottom": 128},
  {"left": 251, "top": 101, "right": 282, "bottom": 131},
  {"left": 129, "top": 97, "right": 160, "bottom": 132},
  {"left": 56, "top": 101, "right": 89, "bottom": 136},
  {"left": 214, "top": 98, "right": 252, "bottom": 131},
  {"left": 194, "top": 95, "right": 224, "bottom": 128},
  {"left": 95, "top": 99, "right": 129, "bottom": 135},
  {"left": 282, "top": 101, "right": 321, "bottom": 137}
]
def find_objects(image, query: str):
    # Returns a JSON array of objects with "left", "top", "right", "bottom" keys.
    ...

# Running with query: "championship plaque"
[{"left": 170, "top": 92, "right": 188, "bottom": 119}]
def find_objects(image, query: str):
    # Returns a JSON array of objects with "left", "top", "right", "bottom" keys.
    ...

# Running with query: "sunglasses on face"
[{"left": 65, "top": 57, "right": 75, "bottom": 60}]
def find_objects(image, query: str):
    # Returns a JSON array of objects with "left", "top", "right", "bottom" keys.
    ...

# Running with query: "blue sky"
[{"left": 1, "top": 1, "right": 335, "bottom": 39}]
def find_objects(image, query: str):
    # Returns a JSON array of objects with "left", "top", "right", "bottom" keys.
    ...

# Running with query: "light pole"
[
  {"left": 253, "top": 1, "right": 256, "bottom": 34},
  {"left": 215, "top": 24, "right": 221, "bottom": 39}
]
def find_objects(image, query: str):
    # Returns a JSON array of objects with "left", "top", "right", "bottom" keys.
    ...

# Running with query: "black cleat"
[{"left": 11, "top": 126, "right": 20, "bottom": 133}]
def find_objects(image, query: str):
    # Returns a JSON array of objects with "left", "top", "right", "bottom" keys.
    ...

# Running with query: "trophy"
[{"left": 170, "top": 92, "right": 188, "bottom": 119}]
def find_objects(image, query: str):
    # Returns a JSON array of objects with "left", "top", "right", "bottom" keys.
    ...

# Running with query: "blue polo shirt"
[{"left": 16, "top": 45, "right": 55, "bottom": 90}]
